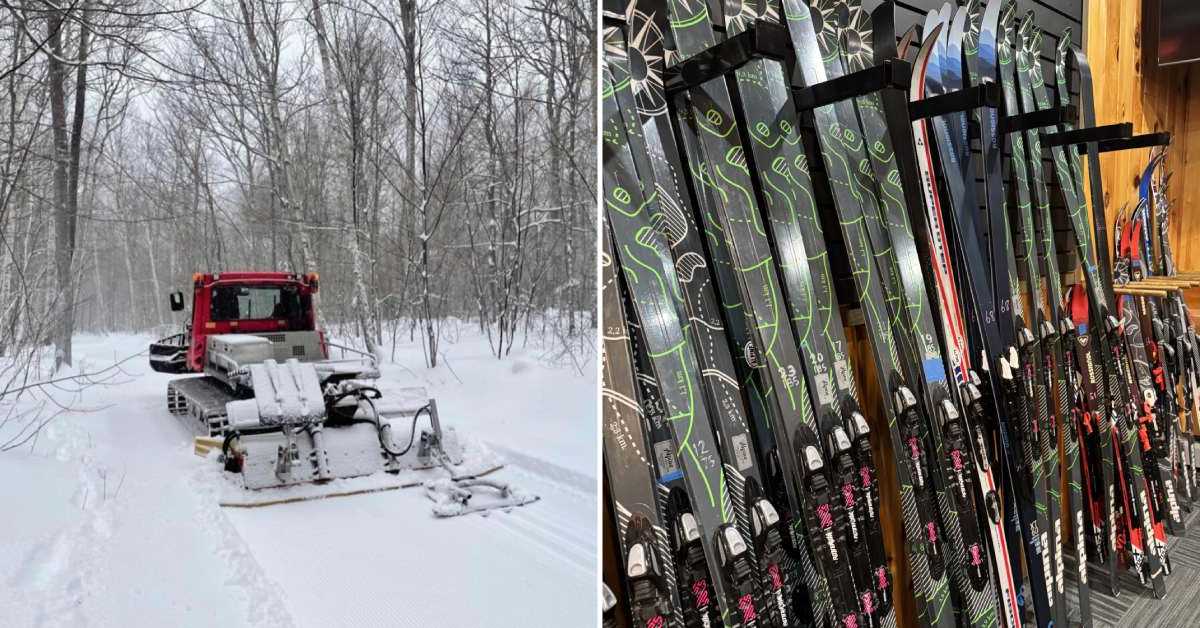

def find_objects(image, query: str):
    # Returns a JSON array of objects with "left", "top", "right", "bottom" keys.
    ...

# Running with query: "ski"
[
  {"left": 603, "top": 25, "right": 762, "bottom": 625},
  {"left": 718, "top": 2, "right": 897, "bottom": 624},
  {"left": 602, "top": 226, "right": 681, "bottom": 627},
  {"left": 659, "top": 0, "right": 870, "bottom": 624},
  {"left": 1009, "top": 20, "right": 1095, "bottom": 624},
  {"left": 1052, "top": 34, "right": 1167, "bottom": 598},
  {"left": 868, "top": 2, "right": 1027, "bottom": 624},
  {"left": 790, "top": 2, "right": 1003, "bottom": 626},
  {"left": 612, "top": 3, "right": 802, "bottom": 623}
]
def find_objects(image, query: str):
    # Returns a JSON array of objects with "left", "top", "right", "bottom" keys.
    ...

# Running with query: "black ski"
[
  {"left": 1052, "top": 33, "right": 1167, "bottom": 599},
  {"left": 660, "top": 0, "right": 864, "bottom": 624},
  {"left": 613, "top": 3, "right": 801, "bottom": 623},
  {"left": 790, "top": 2, "right": 1001, "bottom": 626},
  {"left": 603, "top": 26, "right": 762, "bottom": 625},
  {"left": 1010, "top": 22, "right": 1095, "bottom": 624},
  {"left": 602, "top": 226, "right": 681, "bottom": 627},
  {"left": 719, "top": 2, "right": 896, "bottom": 623}
]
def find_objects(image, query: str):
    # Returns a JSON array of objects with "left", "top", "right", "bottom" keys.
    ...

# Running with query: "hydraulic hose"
[{"left": 326, "top": 384, "right": 433, "bottom": 458}]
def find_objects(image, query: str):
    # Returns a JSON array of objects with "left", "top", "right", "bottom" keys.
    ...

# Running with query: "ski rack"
[
  {"left": 1043, "top": 121, "right": 1132, "bottom": 147},
  {"left": 662, "top": 19, "right": 997, "bottom": 123},
  {"left": 662, "top": 21, "right": 792, "bottom": 95},
  {"left": 657, "top": 18, "right": 1173, "bottom": 316},
  {"left": 1098, "top": 131, "right": 1172, "bottom": 153},
  {"left": 1000, "top": 103, "right": 1074, "bottom": 133},
  {"left": 1036, "top": 117, "right": 1170, "bottom": 154},
  {"left": 662, "top": 20, "right": 1078, "bottom": 136},
  {"left": 1043, "top": 120, "right": 1171, "bottom": 153},
  {"left": 660, "top": 18, "right": 1052, "bottom": 320}
]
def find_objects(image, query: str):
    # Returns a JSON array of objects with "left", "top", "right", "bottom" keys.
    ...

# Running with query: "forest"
[{"left": 0, "top": 0, "right": 596, "bottom": 381}]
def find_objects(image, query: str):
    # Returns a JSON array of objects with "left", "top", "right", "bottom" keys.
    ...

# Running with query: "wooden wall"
[{"left": 1084, "top": 0, "right": 1200, "bottom": 270}]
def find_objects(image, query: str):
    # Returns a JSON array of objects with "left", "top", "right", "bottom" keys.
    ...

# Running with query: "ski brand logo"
[
  {"left": 859, "top": 467, "right": 876, "bottom": 520},
  {"left": 1054, "top": 522, "right": 1064, "bottom": 594},
  {"left": 1083, "top": 343, "right": 1097, "bottom": 379},
  {"left": 950, "top": 450, "right": 967, "bottom": 500},
  {"left": 1108, "top": 493, "right": 1118, "bottom": 553},
  {"left": 743, "top": 342, "right": 761, "bottom": 368},
  {"left": 1039, "top": 530, "right": 1054, "bottom": 602},
  {"left": 1138, "top": 487, "right": 1157, "bottom": 558},
  {"left": 1075, "top": 510, "right": 1088, "bottom": 583},
  {"left": 1166, "top": 479, "right": 1180, "bottom": 522},
  {"left": 907, "top": 437, "right": 924, "bottom": 486},
  {"left": 842, "top": 483, "right": 860, "bottom": 542},
  {"left": 816, "top": 504, "right": 839, "bottom": 562}
]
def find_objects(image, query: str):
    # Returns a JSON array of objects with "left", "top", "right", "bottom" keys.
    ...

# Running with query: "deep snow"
[{"left": 0, "top": 328, "right": 597, "bottom": 627}]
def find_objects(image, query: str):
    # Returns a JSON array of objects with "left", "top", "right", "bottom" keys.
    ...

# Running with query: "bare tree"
[{"left": 1, "top": 0, "right": 595, "bottom": 384}]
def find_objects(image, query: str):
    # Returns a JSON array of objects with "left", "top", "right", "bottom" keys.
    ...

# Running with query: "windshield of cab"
[{"left": 210, "top": 284, "right": 302, "bottom": 322}]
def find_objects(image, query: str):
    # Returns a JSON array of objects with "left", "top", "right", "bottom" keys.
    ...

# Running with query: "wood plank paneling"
[{"left": 1084, "top": 0, "right": 1198, "bottom": 271}]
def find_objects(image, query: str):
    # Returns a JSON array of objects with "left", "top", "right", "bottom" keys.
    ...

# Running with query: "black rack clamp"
[
  {"left": 790, "top": 55, "right": 997, "bottom": 316},
  {"left": 1043, "top": 121, "right": 1133, "bottom": 148},
  {"left": 908, "top": 80, "right": 1000, "bottom": 120},
  {"left": 1097, "top": 131, "right": 1172, "bottom": 153},
  {"left": 662, "top": 17, "right": 999, "bottom": 122},
  {"left": 792, "top": 58, "right": 997, "bottom": 120},
  {"left": 999, "top": 104, "right": 1076, "bottom": 134},
  {"left": 663, "top": 21, "right": 793, "bottom": 96},
  {"left": 791, "top": 58, "right": 911, "bottom": 111}
]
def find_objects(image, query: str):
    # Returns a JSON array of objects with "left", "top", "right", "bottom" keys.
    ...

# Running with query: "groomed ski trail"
[{"left": 0, "top": 331, "right": 597, "bottom": 627}]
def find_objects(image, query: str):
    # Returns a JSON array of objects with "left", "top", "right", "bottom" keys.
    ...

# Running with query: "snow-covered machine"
[{"left": 149, "top": 271, "right": 535, "bottom": 513}]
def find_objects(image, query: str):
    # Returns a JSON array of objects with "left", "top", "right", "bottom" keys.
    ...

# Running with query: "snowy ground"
[{"left": 0, "top": 328, "right": 597, "bottom": 627}]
